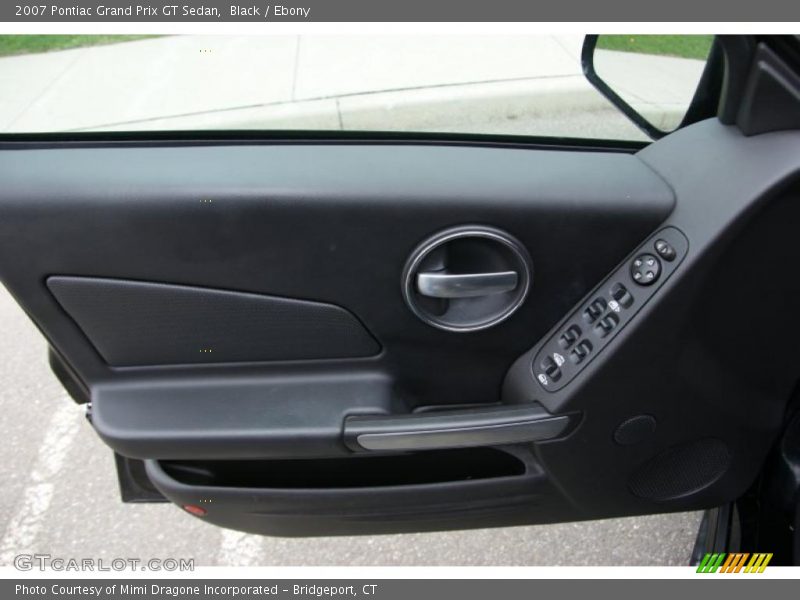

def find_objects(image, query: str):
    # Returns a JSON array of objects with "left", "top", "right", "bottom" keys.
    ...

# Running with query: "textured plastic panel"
[
  {"left": 48, "top": 276, "right": 380, "bottom": 366},
  {"left": 92, "top": 370, "right": 394, "bottom": 459}
]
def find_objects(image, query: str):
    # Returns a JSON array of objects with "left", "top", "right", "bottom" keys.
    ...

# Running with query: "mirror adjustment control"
[
  {"left": 630, "top": 253, "right": 661, "bottom": 286},
  {"left": 532, "top": 227, "right": 688, "bottom": 392}
]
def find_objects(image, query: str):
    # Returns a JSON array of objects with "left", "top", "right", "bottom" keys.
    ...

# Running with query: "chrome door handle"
[{"left": 416, "top": 271, "right": 519, "bottom": 298}]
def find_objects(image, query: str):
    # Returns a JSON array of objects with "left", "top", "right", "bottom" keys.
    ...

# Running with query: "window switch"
[
  {"left": 610, "top": 282, "right": 633, "bottom": 309},
  {"left": 558, "top": 324, "right": 582, "bottom": 349},
  {"left": 569, "top": 339, "right": 593, "bottom": 364},
  {"left": 538, "top": 355, "right": 562, "bottom": 384},
  {"left": 593, "top": 313, "right": 619, "bottom": 338},
  {"left": 536, "top": 367, "right": 561, "bottom": 386},
  {"left": 582, "top": 298, "right": 607, "bottom": 323}
]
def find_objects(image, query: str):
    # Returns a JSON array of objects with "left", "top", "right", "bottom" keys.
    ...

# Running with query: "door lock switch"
[
  {"left": 558, "top": 324, "right": 582, "bottom": 349},
  {"left": 610, "top": 282, "right": 633, "bottom": 308},
  {"left": 654, "top": 239, "right": 676, "bottom": 262},
  {"left": 630, "top": 253, "right": 661, "bottom": 286},
  {"left": 582, "top": 298, "right": 607, "bottom": 323},
  {"left": 539, "top": 355, "right": 562, "bottom": 383}
]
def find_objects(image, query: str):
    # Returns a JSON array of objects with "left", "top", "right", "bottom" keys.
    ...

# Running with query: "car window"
[{"left": 0, "top": 34, "right": 710, "bottom": 141}]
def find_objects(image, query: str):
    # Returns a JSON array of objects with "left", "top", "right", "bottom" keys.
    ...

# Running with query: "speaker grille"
[
  {"left": 629, "top": 438, "right": 730, "bottom": 501},
  {"left": 48, "top": 276, "right": 380, "bottom": 366}
]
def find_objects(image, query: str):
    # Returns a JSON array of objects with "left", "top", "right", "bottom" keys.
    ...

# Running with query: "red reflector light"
[{"left": 183, "top": 504, "right": 207, "bottom": 517}]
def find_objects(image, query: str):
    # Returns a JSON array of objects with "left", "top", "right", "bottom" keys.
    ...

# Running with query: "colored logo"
[{"left": 696, "top": 553, "right": 773, "bottom": 573}]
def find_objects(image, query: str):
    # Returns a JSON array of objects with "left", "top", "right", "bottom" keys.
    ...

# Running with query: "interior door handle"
[{"left": 416, "top": 271, "right": 519, "bottom": 298}]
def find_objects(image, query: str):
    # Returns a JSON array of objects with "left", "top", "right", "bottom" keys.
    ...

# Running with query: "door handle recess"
[
  {"left": 416, "top": 271, "right": 519, "bottom": 298},
  {"left": 344, "top": 405, "right": 570, "bottom": 452},
  {"left": 402, "top": 226, "right": 532, "bottom": 331}
]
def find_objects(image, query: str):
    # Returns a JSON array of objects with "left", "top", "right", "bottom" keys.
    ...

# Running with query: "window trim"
[{"left": 0, "top": 130, "right": 647, "bottom": 153}]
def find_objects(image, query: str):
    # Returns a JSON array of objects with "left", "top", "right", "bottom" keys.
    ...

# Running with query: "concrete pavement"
[
  {"left": 594, "top": 49, "right": 707, "bottom": 131},
  {"left": 0, "top": 284, "right": 702, "bottom": 566},
  {"left": 0, "top": 35, "right": 705, "bottom": 140}
]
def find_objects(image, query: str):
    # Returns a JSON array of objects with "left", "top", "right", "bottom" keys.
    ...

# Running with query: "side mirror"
[{"left": 582, "top": 35, "right": 719, "bottom": 140}]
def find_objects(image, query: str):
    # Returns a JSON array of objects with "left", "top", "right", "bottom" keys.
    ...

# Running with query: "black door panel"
[
  {"left": 2, "top": 121, "right": 800, "bottom": 536},
  {"left": 0, "top": 145, "right": 672, "bottom": 411}
]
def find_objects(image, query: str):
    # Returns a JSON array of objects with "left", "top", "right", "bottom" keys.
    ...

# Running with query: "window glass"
[{"left": 0, "top": 34, "right": 707, "bottom": 141}]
